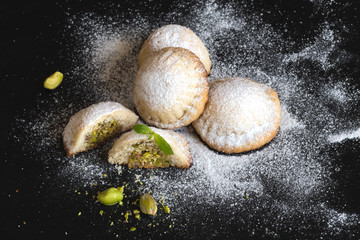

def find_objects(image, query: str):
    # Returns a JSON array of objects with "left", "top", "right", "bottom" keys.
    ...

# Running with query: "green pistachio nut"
[
  {"left": 97, "top": 187, "right": 123, "bottom": 206},
  {"left": 140, "top": 193, "right": 157, "bottom": 216},
  {"left": 44, "top": 71, "right": 63, "bottom": 90}
]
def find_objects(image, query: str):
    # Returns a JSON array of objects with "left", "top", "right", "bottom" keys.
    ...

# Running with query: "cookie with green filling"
[
  {"left": 108, "top": 127, "right": 192, "bottom": 169},
  {"left": 63, "top": 101, "right": 138, "bottom": 156}
]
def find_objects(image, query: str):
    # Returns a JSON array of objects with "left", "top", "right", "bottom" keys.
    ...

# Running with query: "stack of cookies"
[{"left": 133, "top": 24, "right": 281, "bottom": 154}]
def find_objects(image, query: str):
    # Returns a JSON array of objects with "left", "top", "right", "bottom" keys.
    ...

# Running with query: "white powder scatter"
[
  {"left": 322, "top": 81, "right": 360, "bottom": 104},
  {"left": 326, "top": 208, "right": 360, "bottom": 236},
  {"left": 280, "top": 106, "right": 305, "bottom": 132},
  {"left": 328, "top": 128, "right": 360, "bottom": 143},
  {"left": 11, "top": 0, "right": 360, "bottom": 237},
  {"left": 325, "top": 83, "right": 349, "bottom": 103},
  {"left": 283, "top": 27, "right": 339, "bottom": 70}
]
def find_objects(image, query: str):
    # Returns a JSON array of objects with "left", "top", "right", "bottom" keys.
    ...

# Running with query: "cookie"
[
  {"left": 138, "top": 24, "right": 211, "bottom": 74},
  {"left": 133, "top": 47, "right": 209, "bottom": 129},
  {"left": 108, "top": 127, "right": 192, "bottom": 169},
  {"left": 63, "top": 101, "right": 138, "bottom": 156},
  {"left": 193, "top": 77, "right": 281, "bottom": 153}
]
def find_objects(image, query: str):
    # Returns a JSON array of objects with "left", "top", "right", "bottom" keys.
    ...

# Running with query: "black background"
[{"left": 1, "top": 0, "right": 360, "bottom": 239}]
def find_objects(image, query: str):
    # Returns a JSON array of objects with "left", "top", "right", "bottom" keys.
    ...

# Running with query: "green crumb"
[
  {"left": 99, "top": 210, "right": 104, "bottom": 216},
  {"left": 169, "top": 225, "right": 172, "bottom": 228},
  {"left": 164, "top": 205, "right": 170, "bottom": 214},
  {"left": 124, "top": 212, "right": 129, "bottom": 222},
  {"left": 132, "top": 199, "right": 139, "bottom": 205},
  {"left": 110, "top": 222, "right": 114, "bottom": 226},
  {"left": 78, "top": 212, "right": 81, "bottom": 216},
  {"left": 135, "top": 214, "right": 141, "bottom": 220},
  {"left": 133, "top": 209, "right": 140, "bottom": 214},
  {"left": 130, "top": 227, "right": 136, "bottom": 232}
]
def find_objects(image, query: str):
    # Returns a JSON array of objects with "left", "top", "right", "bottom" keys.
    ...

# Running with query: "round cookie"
[
  {"left": 138, "top": 24, "right": 211, "bottom": 74},
  {"left": 133, "top": 47, "right": 209, "bottom": 129},
  {"left": 192, "top": 77, "right": 281, "bottom": 154}
]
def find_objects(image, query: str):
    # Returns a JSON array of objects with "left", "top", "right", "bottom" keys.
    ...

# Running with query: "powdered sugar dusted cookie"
[
  {"left": 63, "top": 101, "right": 138, "bottom": 156},
  {"left": 108, "top": 127, "right": 192, "bottom": 169},
  {"left": 193, "top": 77, "right": 281, "bottom": 154},
  {"left": 138, "top": 24, "right": 211, "bottom": 74},
  {"left": 133, "top": 47, "right": 209, "bottom": 129}
]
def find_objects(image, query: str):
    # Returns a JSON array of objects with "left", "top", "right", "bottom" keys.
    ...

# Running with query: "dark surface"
[{"left": 1, "top": 0, "right": 360, "bottom": 239}]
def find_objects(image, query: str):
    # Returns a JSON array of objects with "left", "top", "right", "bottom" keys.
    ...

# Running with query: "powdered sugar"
[
  {"left": 328, "top": 128, "right": 360, "bottom": 143},
  {"left": 283, "top": 27, "right": 339, "bottom": 71},
  {"left": 280, "top": 106, "right": 305, "bottom": 132},
  {"left": 11, "top": 0, "right": 360, "bottom": 237}
]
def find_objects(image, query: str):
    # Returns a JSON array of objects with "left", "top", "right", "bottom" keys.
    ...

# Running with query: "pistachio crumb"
[
  {"left": 110, "top": 222, "right": 114, "bottom": 226},
  {"left": 78, "top": 212, "right": 81, "bottom": 216},
  {"left": 164, "top": 205, "right": 170, "bottom": 214},
  {"left": 169, "top": 225, "right": 172, "bottom": 228},
  {"left": 133, "top": 209, "right": 140, "bottom": 214},
  {"left": 130, "top": 227, "right": 136, "bottom": 232},
  {"left": 99, "top": 210, "right": 104, "bottom": 216},
  {"left": 124, "top": 212, "right": 129, "bottom": 222}
]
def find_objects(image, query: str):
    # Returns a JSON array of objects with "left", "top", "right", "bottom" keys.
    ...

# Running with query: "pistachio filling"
[
  {"left": 128, "top": 141, "right": 171, "bottom": 169},
  {"left": 86, "top": 119, "right": 122, "bottom": 147}
]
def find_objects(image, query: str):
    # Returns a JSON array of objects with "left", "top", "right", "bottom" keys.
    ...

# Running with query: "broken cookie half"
[
  {"left": 108, "top": 127, "right": 192, "bottom": 169},
  {"left": 63, "top": 101, "right": 138, "bottom": 156}
]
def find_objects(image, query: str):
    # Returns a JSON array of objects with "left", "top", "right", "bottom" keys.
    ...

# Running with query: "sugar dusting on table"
[{"left": 12, "top": 0, "right": 360, "bottom": 237}]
